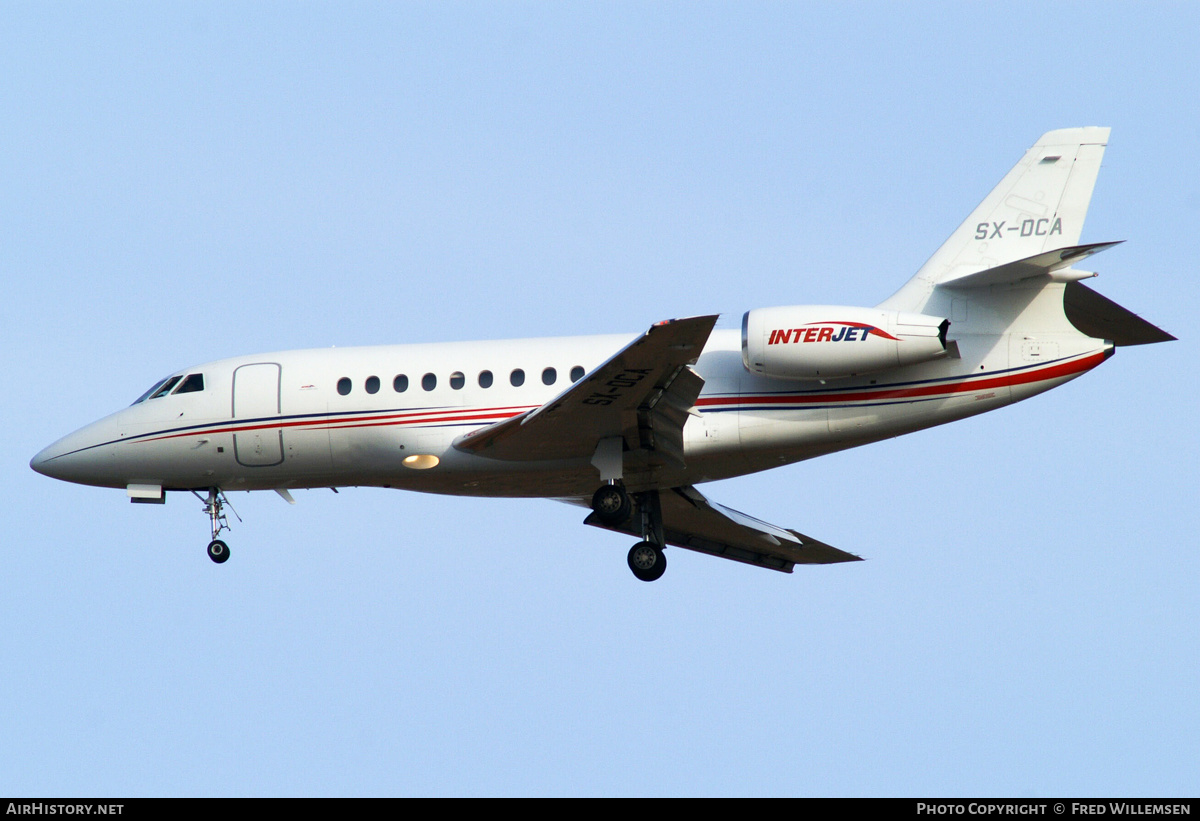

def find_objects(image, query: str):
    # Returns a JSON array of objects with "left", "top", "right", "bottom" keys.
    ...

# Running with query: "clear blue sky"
[{"left": 3, "top": 2, "right": 1196, "bottom": 796}]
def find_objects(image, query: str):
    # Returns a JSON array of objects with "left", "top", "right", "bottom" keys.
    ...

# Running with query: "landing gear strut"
[
  {"left": 192, "top": 487, "right": 239, "bottom": 564},
  {"left": 591, "top": 483, "right": 669, "bottom": 581},
  {"left": 628, "top": 489, "right": 667, "bottom": 582}
]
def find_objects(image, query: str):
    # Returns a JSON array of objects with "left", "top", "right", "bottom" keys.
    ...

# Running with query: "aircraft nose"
[
  {"left": 30, "top": 438, "right": 88, "bottom": 482},
  {"left": 30, "top": 426, "right": 122, "bottom": 487},
  {"left": 29, "top": 444, "right": 57, "bottom": 477}
]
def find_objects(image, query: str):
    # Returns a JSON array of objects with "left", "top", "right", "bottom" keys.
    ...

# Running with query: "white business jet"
[{"left": 31, "top": 128, "right": 1172, "bottom": 580}]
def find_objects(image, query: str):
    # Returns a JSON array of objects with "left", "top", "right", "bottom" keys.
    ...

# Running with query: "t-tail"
[{"left": 879, "top": 127, "right": 1173, "bottom": 348}]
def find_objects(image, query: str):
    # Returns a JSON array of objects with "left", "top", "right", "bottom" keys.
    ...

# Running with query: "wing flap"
[
  {"left": 454, "top": 315, "right": 718, "bottom": 464},
  {"left": 585, "top": 485, "right": 862, "bottom": 573},
  {"left": 634, "top": 362, "right": 705, "bottom": 468}
]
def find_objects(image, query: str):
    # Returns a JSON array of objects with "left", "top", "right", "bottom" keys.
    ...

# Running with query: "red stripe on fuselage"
[
  {"left": 134, "top": 405, "right": 535, "bottom": 445},
  {"left": 696, "top": 351, "right": 1106, "bottom": 408}
]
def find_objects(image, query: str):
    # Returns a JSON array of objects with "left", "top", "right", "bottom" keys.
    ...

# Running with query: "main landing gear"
[
  {"left": 192, "top": 487, "right": 240, "bottom": 564},
  {"left": 590, "top": 482, "right": 667, "bottom": 582},
  {"left": 627, "top": 540, "right": 666, "bottom": 582},
  {"left": 591, "top": 483, "right": 631, "bottom": 525}
]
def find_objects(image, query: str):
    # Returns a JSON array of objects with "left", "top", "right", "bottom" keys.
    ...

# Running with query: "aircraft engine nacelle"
[{"left": 742, "top": 306, "right": 950, "bottom": 380}]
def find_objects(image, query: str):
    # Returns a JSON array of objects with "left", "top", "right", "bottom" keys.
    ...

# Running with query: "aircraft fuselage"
[{"left": 31, "top": 326, "right": 1109, "bottom": 499}]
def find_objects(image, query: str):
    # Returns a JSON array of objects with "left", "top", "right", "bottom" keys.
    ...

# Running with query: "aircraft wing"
[
  {"left": 454, "top": 315, "right": 718, "bottom": 467},
  {"left": 584, "top": 485, "right": 863, "bottom": 573}
]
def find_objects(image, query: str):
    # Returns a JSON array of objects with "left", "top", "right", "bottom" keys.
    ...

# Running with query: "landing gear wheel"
[
  {"left": 592, "top": 484, "right": 631, "bottom": 525},
  {"left": 207, "top": 539, "right": 230, "bottom": 564},
  {"left": 627, "top": 541, "right": 666, "bottom": 582}
]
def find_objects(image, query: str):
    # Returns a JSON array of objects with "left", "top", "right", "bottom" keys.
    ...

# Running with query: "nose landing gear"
[
  {"left": 192, "top": 488, "right": 240, "bottom": 564},
  {"left": 207, "top": 538, "right": 230, "bottom": 564}
]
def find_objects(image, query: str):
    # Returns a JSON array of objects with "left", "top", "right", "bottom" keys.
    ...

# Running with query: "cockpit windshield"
[
  {"left": 149, "top": 376, "right": 183, "bottom": 400},
  {"left": 175, "top": 373, "right": 204, "bottom": 394},
  {"left": 131, "top": 373, "right": 205, "bottom": 404},
  {"left": 133, "top": 377, "right": 171, "bottom": 405}
]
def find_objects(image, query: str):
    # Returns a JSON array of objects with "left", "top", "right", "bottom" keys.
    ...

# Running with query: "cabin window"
[
  {"left": 393, "top": 374, "right": 408, "bottom": 393},
  {"left": 422, "top": 373, "right": 437, "bottom": 391},
  {"left": 450, "top": 371, "right": 465, "bottom": 390},
  {"left": 365, "top": 375, "right": 380, "bottom": 394},
  {"left": 570, "top": 366, "right": 585, "bottom": 382},
  {"left": 542, "top": 367, "right": 557, "bottom": 386},
  {"left": 337, "top": 377, "right": 352, "bottom": 396},
  {"left": 510, "top": 368, "right": 525, "bottom": 387},
  {"left": 478, "top": 370, "right": 493, "bottom": 388},
  {"left": 173, "top": 373, "right": 205, "bottom": 394}
]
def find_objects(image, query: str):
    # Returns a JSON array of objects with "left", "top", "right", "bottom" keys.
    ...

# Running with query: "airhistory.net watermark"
[{"left": 5, "top": 805, "right": 123, "bottom": 815}]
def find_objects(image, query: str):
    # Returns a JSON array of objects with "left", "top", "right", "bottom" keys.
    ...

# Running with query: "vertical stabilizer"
[{"left": 881, "top": 128, "right": 1110, "bottom": 313}]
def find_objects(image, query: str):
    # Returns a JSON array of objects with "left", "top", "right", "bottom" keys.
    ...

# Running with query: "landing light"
[{"left": 402, "top": 454, "right": 440, "bottom": 470}]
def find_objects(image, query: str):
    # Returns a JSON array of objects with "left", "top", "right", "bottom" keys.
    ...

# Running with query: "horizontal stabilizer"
[
  {"left": 1064, "top": 282, "right": 1176, "bottom": 346},
  {"left": 939, "top": 241, "right": 1122, "bottom": 289}
]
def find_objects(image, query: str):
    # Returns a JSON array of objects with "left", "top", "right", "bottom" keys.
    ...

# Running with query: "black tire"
[
  {"left": 627, "top": 541, "right": 666, "bottom": 582},
  {"left": 207, "top": 539, "right": 230, "bottom": 564},
  {"left": 591, "top": 484, "right": 631, "bottom": 525}
]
